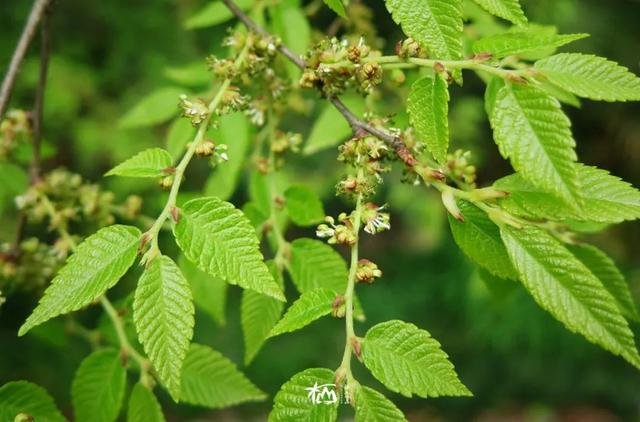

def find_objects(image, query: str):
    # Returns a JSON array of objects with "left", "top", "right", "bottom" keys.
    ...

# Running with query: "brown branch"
[
  {"left": 0, "top": 0, "right": 52, "bottom": 119},
  {"left": 220, "top": 0, "right": 420, "bottom": 168}
]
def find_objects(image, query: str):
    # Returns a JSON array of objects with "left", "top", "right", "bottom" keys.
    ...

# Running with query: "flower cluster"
[
  {"left": 195, "top": 140, "right": 229, "bottom": 167},
  {"left": 361, "top": 203, "right": 390, "bottom": 235},
  {"left": 179, "top": 95, "right": 209, "bottom": 126},
  {"left": 356, "top": 259, "right": 382, "bottom": 284},
  {"left": 301, "top": 38, "right": 383, "bottom": 95},
  {"left": 0, "top": 237, "right": 66, "bottom": 294},
  {"left": 16, "top": 168, "right": 137, "bottom": 229},
  {"left": 446, "top": 150, "right": 477, "bottom": 188},
  {"left": 0, "top": 110, "right": 32, "bottom": 159},
  {"left": 336, "top": 135, "right": 391, "bottom": 198},
  {"left": 270, "top": 131, "right": 301, "bottom": 155},
  {"left": 316, "top": 214, "right": 357, "bottom": 246}
]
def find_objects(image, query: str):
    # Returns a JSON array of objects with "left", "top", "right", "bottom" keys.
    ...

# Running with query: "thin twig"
[
  {"left": 0, "top": 0, "right": 52, "bottom": 119},
  {"left": 220, "top": 0, "right": 419, "bottom": 167}
]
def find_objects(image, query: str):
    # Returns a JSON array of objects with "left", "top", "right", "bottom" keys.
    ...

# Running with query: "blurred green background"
[{"left": 1, "top": 0, "right": 640, "bottom": 420}]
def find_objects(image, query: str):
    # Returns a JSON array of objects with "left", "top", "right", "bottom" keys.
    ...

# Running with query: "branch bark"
[{"left": 0, "top": 0, "right": 52, "bottom": 119}]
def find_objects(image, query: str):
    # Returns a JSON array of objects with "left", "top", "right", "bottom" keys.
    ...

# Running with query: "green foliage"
[
  {"left": 289, "top": 238, "right": 348, "bottom": 293},
  {"left": 174, "top": 196, "right": 285, "bottom": 301},
  {"left": 354, "top": 386, "right": 407, "bottom": 422},
  {"left": 119, "top": 87, "right": 183, "bottom": 129},
  {"left": 0, "top": 162, "right": 28, "bottom": 216},
  {"left": 184, "top": 0, "right": 253, "bottom": 29},
  {"left": 500, "top": 226, "right": 640, "bottom": 369},
  {"left": 488, "top": 81, "right": 579, "bottom": 206},
  {"left": 71, "top": 349, "right": 126, "bottom": 422},
  {"left": 179, "top": 344, "right": 266, "bottom": 408},
  {"left": 362, "top": 320, "right": 472, "bottom": 398},
  {"left": 241, "top": 262, "right": 285, "bottom": 364},
  {"left": 471, "top": 0, "right": 527, "bottom": 26},
  {"left": 448, "top": 200, "right": 517, "bottom": 280},
  {"left": 133, "top": 255, "right": 194, "bottom": 400},
  {"left": 166, "top": 118, "right": 196, "bottom": 159},
  {"left": 535, "top": 53, "right": 640, "bottom": 101},
  {"left": 269, "top": 368, "right": 338, "bottom": 422},
  {"left": 472, "top": 32, "right": 587, "bottom": 59},
  {"left": 179, "top": 255, "right": 227, "bottom": 325},
  {"left": 304, "top": 96, "right": 366, "bottom": 155},
  {"left": 407, "top": 74, "right": 450, "bottom": 163},
  {"left": 19, "top": 225, "right": 140, "bottom": 335},
  {"left": 269, "top": 288, "right": 336, "bottom": 337},
  {"left": 0, "top": 381, "right": 66, "bottom": 422},
  {"left": 127, "top": 384, "right": 165, "bottom": 422},
  {"left": 323, "top": 0, "right": 347, "bottom": 18},
  {"left": 106, "top": 148, "right": 173, "bottom": 178},
  {"left": 284, "top": 185, "right": 326, "bottom": 226}
]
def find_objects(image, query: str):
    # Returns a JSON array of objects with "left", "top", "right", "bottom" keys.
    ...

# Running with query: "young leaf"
[
  {"left": 174, "top": 196, "right": 285, "bottom": 301},
  {"left": 134, "top": 255, "right": 195, "bottom": 400},
  {"left": 0, "top": 381, "right": 66, "bottom": 422},
  {"left": 0, "top": 162, "right": 28, "bottom": 216},
  {"left": 472, "top": 32, "right": 587, "bottom": 59},
  {"left": 119, "top": 87, "right": 183, "bottom": 129},
  {"left": 407, "top": 74, "right": 450, "bottom": 163},
  {"left": 179, "top": 344, "right": 266, "bottom": 408},
  {"left": 534, "top": 53, "right": 640, "bottom": 102},
  {"left": 284, "top": 185, "right": 326, "bottom": 226},
  {"left": 471, "top": 0, "right": 527, "bottom": 26},
  {"left": 362, "top": 320, "right": 472, "bottom": 398},
  {"left": 179, "top": 255, "right": 227, "bottom": 325},
  {"left": 567, "top": 244, "right": 639, "bottom": 321},
  {"left": 500, "top": 226, "right": 640, "bottom": 369},
  {"left": 166, "top": 118, "right": 195, "bottom": 159},
  {"left": 204, "top": 112, "right": 252, "bottom": 200},
  {"left": 184, "top": 0, "right": 253, "bottom": 29},
  {"left": 304, "top": 95, "right": 366, "bottom": 155},
  {"left": 163, "top": 62, "right": 212, "bottom": 88},
  {"left": 489, "top": 82, "right": 579, "bottom": 206},
  {"left": 242, "top": 262, "right": 285, "bottom": 365},
  {"left": 269, "top": 368, "right": 338, "bottom": 422},
  {"left": 354, "top": 385, "right": 407, "bottom": 422},
  {"left": 72, "top": 349, "right": 126, "bottom": 422},
  {"left": 385, "top": 0, "right": 464, "bottom": 68},
  {"left": 106, "top": 148, "right": 173, "bottom": 178},
  {"left": 324, "top": 0, "right": 346, "bottom": 18},
  {"left": 494, "top": 165, "right": 640, "bottom": 223},
  {"left": 127, "top": 384, "right": 165, "bottom": 422},
  {"left": 269, "top": 288, "right": 337, "bottom": 338},
  {"left": 19, "top": 225, "right": 140, "bottom": 336},
  {"left": 448, "top": 200, "right": 517, "bottom": 280}
]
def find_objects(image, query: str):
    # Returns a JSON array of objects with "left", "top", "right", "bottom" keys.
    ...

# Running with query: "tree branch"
[
  {"left": 0, "top": 0, "right": 52, "bottom": 119},
  {"left": 220, "top": 0, "right": 420, "bottom": 168}
]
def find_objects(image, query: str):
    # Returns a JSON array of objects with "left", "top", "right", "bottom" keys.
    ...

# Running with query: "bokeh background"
[{"left": 1, "top": 0, "right": 640, "bottom": 420}]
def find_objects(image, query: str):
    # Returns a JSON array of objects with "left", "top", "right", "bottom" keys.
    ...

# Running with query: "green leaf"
[
  {"left": 0, "top": 381, "right": 66, "bottom": 422},
  {"left": 241, "top": 262, "right": 285, "bottom": 365},
  {"left": 127, "top": 384, "right": 165, "bottom": 422},
  {"left": 407, "top": 74, "right": 450, "bottom": 163},
  {"left": 269, "top": 368, "right": 338, "bottom": 422},
  {"left": 362, "top": 320, "right": 471, "bottom": 398},
  {"left": 166, "top": 118, "right": 195, "bottom": 159},
  {"left": 175, "top": 196, "right": 285, "bottom": 301},
  {"left": 448, "top": 200, "right": 517, "bottom": 280},
  {"left": 494, "top": 165, "right": 640, "bottom": 223},
  {"left": 204, "top": 112, "right": 252, "bottom": 200},
  {"left": 354, "top": 386, "right": 407, "bottom": 422},
  {"left": 488, "top": 82, "right": 579, "bottom": 205},
  {"left": 134, "top": 255, "right": 194, "bottom": 400},
  {"left": 164, "top": 62, "right": 211, "bottom": 87},
  {"left": 324, "top": 0, "right": 346, "bottom": 17},
  {"left": 568, "top": 244, "right": 639, "bottom": 322},
  {"left": 473, "top": 32, "right": 587, "bottom": 59},
  {"left": 304, "top": 96, "right": 366, "bottom": 155},
  {"left": 179, "top": 255, "right": 227, "bottom": 325},
  {"left": 500, "top": 225, "right": 640, "bottom": 369},
  {"left": 106, "top": 148, "right": 173, "bottom": 178},
  {"left": 284, "top": 185, "right": 326, "bottom": 226},
  {"left": 119, "top": 87, "right": 183, "bottom": 129},
  {"left": 471, "top": 0, "right": 527, "bottom": 26},
  {"left": 270, "top": 288, "right": 336, "bottom": 338},
  {"left": 72, "top": 349, "right": 126, "bottom": 422},
  {"left": 179, "top": 344, "right": 266, "bottom": 408},
  {"left": 19, "top": 225, "right": 140, "bottom": 336},
  {"left": 184, "top": 0, "right": 252, "bottom": 29},
  {"left": 385, "top": 0, "right": 463, "bottom": 67},
  {"left": 270, "top": 3, "right": 311, "bottom": 79},
  {"left": 534, "top": 53, "right": 640, "bottom": 102}
]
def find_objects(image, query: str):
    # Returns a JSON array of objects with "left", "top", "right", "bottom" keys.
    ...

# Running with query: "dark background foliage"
[{"left": 1, "top": 0, "right": 639, "bottom": 420}]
